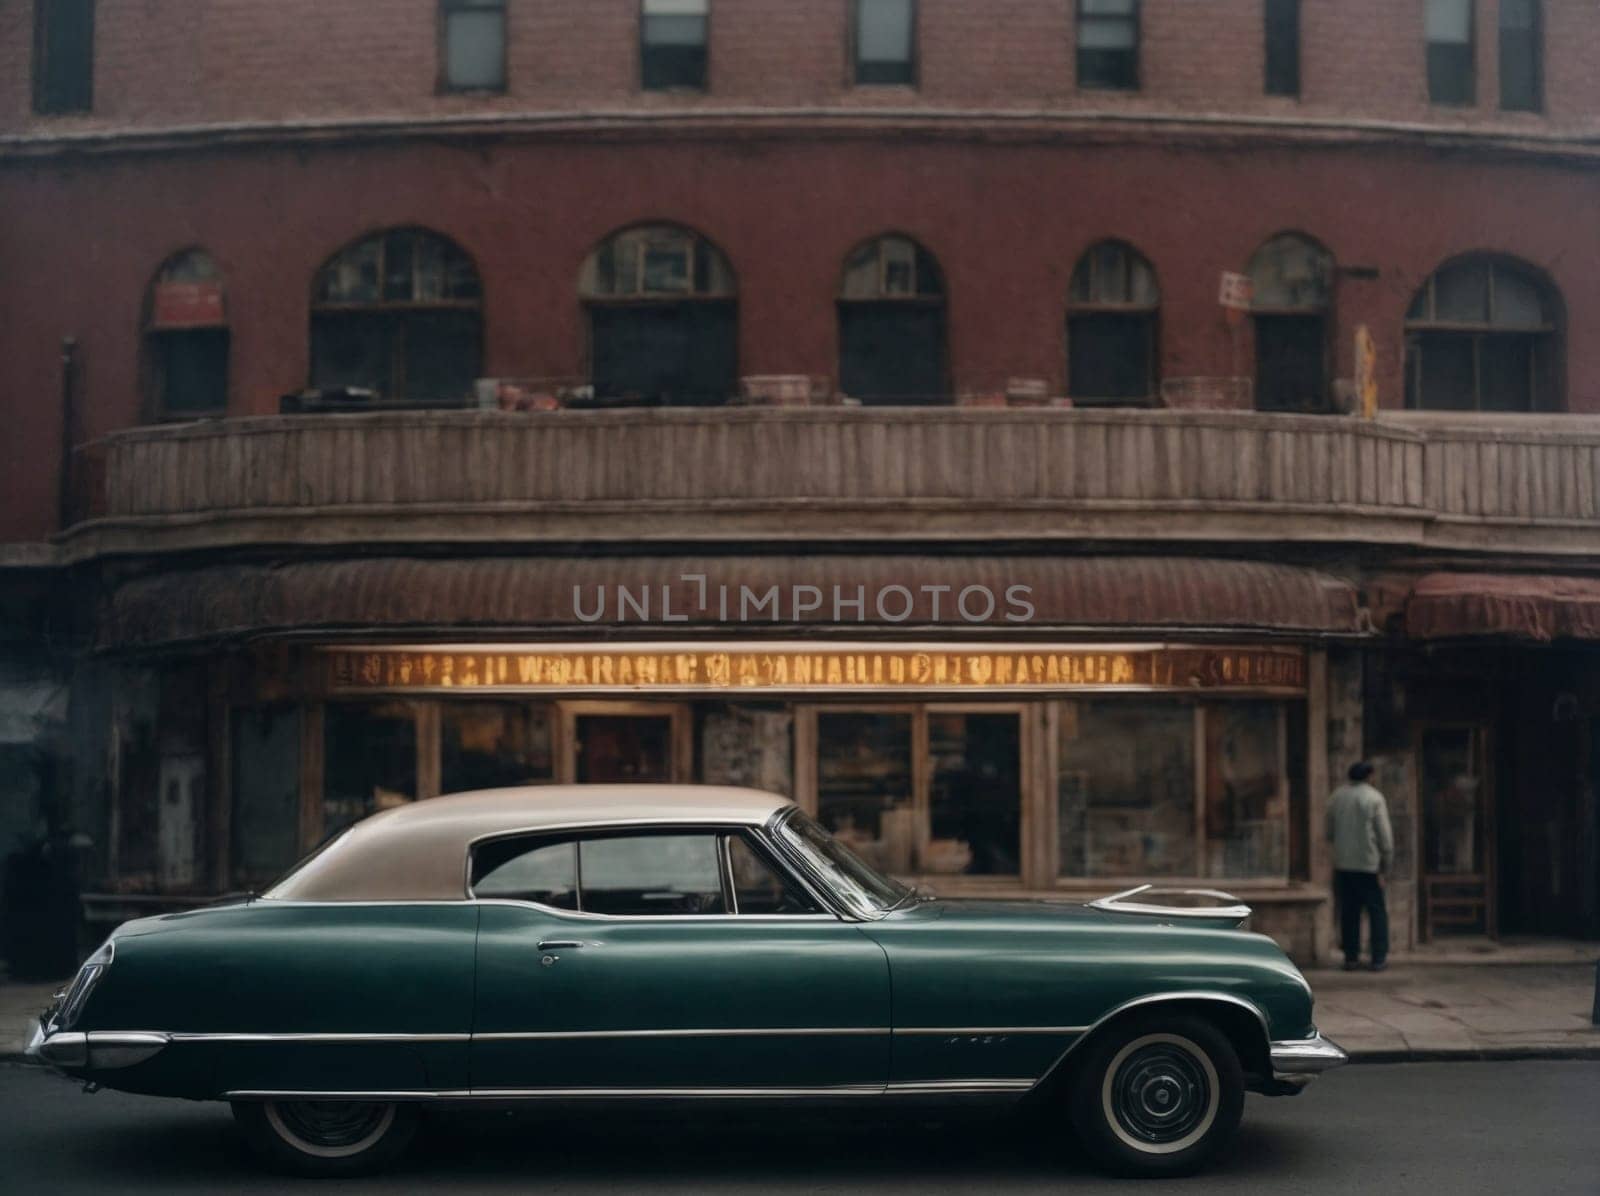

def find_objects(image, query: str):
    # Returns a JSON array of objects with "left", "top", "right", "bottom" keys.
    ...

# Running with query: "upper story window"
[
  {"left": 854, "top": 0, "right": 917, "bottom": 86},
  {"left": 143, "top": 251, "right": 229, "bottom": 421},
  {"left": 1405, "top": 256, "right": 1561, "bottom": 413},
  {"left": 1499, "top": 0, "right": 1542, "bottom": 112},
  {"left": 580, "top": 224, "right": 738, "bottom": 406},
  {"left": 1426, "top": 0, "right": 1475, "bottom": 106},
  {"left": 1249, "top": 233, "right": 1333, "bottom": 413},
  {"left": 32, "top": 0, "right": 94, "bottom": 114},
  {"left": 838, "top": 234, "right": 948, "bottom": 404},
  {"left": 642, "top": 0, "right": 709, "bottom": 91},
  {"left": 1264, "top": 0, "right": 1300, "bottom": 97},
  {"left": 1077, "top": 0, "right": 1139, "bottom": 91},
  {"left": 310, "top": 228, "right": 484, "bottom": 406},
  {"left": 1067, "top": 240, "right": 1159, "bottom": 404},
  {"left": 440, "top": 0, "right": 507, "bottom": 93}
]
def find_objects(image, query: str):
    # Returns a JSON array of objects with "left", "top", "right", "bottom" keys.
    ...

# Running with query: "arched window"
[
  {"left": 1067, "top": 241, "right": 1158, "bottom": 404},
  {"left": 1405, "top": 256, "right": 1561, "bottom": 412},
  {"left": 310, "top": 228, "right": 483, "bottom": 405},
  {"left": 579, "top": 224, "right": 737, "bottom": 406},
  {"left": 144, "top": 250, "right": 229, "bottom": 420},
  {"left": 837, "top": 234, "right": 947, "bottom": 404},
  {"left": 1249, "top": 233, "right": 1332, "bottom": 413}
]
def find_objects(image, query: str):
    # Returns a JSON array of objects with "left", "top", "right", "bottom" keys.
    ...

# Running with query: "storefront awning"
[
  {"left": 1406, "top": 572, "right": 1600, "bottom": 643},
  {"left": 101, "top": 555, "right": 1364, "bottom": 650}
]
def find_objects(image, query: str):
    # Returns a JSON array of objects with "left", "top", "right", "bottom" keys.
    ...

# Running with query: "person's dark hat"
[{"left": 1348, "top": 761, "right": 1374, "bottom": 782}]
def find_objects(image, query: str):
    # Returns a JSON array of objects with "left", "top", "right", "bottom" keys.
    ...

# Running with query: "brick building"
[{"left": 2, "top": 1, "right": 1598, "bottom": 964}]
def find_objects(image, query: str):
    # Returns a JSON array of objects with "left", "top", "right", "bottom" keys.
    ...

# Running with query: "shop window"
[
  {"left": 1058, "top": 698, "right": 1294, "bottom": 881},
  {"left": 230, "top": 707, "right": 302, "bottom": 890},
  {"left": 810, "top": 707, "right": 1022, "bottom": 879},
  {"left": 815, "top": 711, "right": 915, "bottom": 873},
  {"left": 837, "top": 235, "right": 948, "bottom": 404},
  {"left": 1426, "top": 0, "right": 1475, "bottom": 106},
  {"left": 1203, "top": 703, "right": 1288, "bottom": 879},
  {"left": 1498, "top": 0, "right": 1542, "bottom": 112},
  {"left": 143, "top": 250, "right": 229, "bottom": 420},
  {"left": 928, "top": 712, "right": 1021, "bottom": 876},
  {"left": 1263, "top": 0, "right": 1300, "bottom": 97},
  {"left": 1058, "top": 701, "right": 1196, "bottom": 878},
  {"left": 311, "top": 228, "right": 483, "bottom": 405},
  {"left": 440, "top": 0, "right": 506, "bottom": 92},
  {"left": 32, "top": 0, "right": 94, "bottom": 114},
  {"left": 854, "top": 0, "right": 916, "bottom": 86},
  {"left": 1404, "top": 256, "right": 1561, "bottom": 412},
  {"left": 1067, "top": 240, "right": 1158, "bottom": 404},
  {"left": 441, "top": 702, "right": 555, "bottom": 794},
  {"left": 581, "top": 833, "right": 728, "bottom": 915},
  {"left": 641, "top": 0, "right": 708, "bottom": 90},
  {"left": 1077, "top": 0, "right": 1139, "bottom": 91},
  {"left": 323, "top": 703, "right": 417, "bottom": 838},
  {"left": 1248, "top": 233, "right": 1332, "bottom": 413},
  {"left": 580, "top": 224, "right": 738, "bottom": 406}
]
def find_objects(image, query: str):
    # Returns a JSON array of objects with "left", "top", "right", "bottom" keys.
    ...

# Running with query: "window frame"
[
  {"left": 1075, "top": 0, "right": 1141, "bottom": 93},
  {"left": 1497, "top": 0, "right": 1543, "bottom": 113},
  {"left": 1247, "top": 232, "right": 1333, "bottom": 413},
  {"left": 851, "top": 0, "right": 919, "bottom": 88},
  {"left": 437, "top": 0, "right": 509, "bottom": 95},
  {"left": 142, "top": 249, "right": 231, "bottom": 422},
  {"left": 32, "top": 0, "right": 95, "bottom": 115},
  {"left": 640, "top": 0, "right": 711, "bottom": 93},
  {"left": 1425, "top": 0, "right": 1477, "bottom": 107},
  {"left": 1065, "top": 240, "right": 1160, "bottom": 406},
  {"left": 1404, "top": 256, "right": 1561, "bottom": 413},
  {"left": 1263, "top": 0, "right": 1301, "bottom": 98},
  {"left": 466, "top": 823, "right": 838, "bottom": 920}
]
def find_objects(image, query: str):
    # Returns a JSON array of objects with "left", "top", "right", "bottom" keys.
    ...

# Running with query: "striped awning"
[{"left": 1406, "top": 572, "right": 1600, "bottom": 642}]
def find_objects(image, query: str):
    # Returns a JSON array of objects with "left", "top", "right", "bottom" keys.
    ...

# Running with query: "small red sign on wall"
[
  {"left": 1218, "top": 271, "right": 1254, "bottom": 311},
  {"left": 151, "top": 281, "right": 225, "bottom": 329}
]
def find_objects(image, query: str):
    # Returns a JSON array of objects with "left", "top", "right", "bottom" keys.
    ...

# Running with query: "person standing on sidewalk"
[{"left": 1326, "top": 761, "right": 1393, "bottom": 972}]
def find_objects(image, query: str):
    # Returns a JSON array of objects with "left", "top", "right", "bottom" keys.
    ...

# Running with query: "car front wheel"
[
  {"left": 232, "top": 1098, "right": 418, "bottom": 1176},
  {"left": 1066, "top": 1013, "right": 1244, "bottom": 1177}
]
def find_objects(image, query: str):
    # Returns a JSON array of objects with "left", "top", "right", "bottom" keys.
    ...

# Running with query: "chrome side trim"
[
  {"left": 1269, "top": 1032, "right": 1348, "bottom": 1080},
  {"left": 474, "top": 1027, "right": 889, "bottom": 1041},
  {"left": 166, "top": 1031, "right": 471, "bottom": 1043},
  {"left": 87, "top": 1032, "right": 170, "bottom": 1069},
  {"left": 1035, "top": 990, "right": 1273, "bottom": 1089},
  {"left": 896, "top": 1026, "right": 1087, "bottom": 1037},
  {"left": 225, "top": 1080, "right": 1033, "bottom": 1102}
]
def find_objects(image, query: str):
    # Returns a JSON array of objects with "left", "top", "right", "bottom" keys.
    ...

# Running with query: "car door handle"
[{"left": 537, "top": 940, "right": 584, "bottom": 951}]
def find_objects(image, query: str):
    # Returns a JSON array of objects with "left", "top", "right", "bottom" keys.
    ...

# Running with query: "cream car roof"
[{"left": 265, "top": 785, "right": 794, "bottom": 902}]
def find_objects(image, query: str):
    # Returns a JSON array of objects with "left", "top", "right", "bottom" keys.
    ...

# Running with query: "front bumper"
[
  {"left": 25, "top": 1018, "right": 168, "bottom": 1074},
  {"left": 1266, "top": 1031, "right": 1348, "bottom": 1090}
]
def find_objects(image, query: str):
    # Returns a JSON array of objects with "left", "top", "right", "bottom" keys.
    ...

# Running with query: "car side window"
[
  {"left": 727, "top": 833, "right": 823, "bottom": 915},
  {"left": 472, "top": 838, "right": 578, "bottom": 909},
  {"left": 579, "top": 833, "right": 727, "bottom": 916}
]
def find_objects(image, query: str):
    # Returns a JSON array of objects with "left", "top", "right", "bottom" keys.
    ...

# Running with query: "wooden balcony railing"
[{"left": 62, "top": 408, "right": 1600, "bottom": 557}]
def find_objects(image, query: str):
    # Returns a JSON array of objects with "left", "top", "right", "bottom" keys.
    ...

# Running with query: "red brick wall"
[
  {"left": 2, "top": 1, "right": 1598, "bottom": 134},
  {"left": 2, "top": 132, "right": 1597, "bottom": 541}
]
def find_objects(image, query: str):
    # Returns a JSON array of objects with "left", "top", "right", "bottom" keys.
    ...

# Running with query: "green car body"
[{"left": 29, "top": 785, "right": 1344, "bottom": 1174}]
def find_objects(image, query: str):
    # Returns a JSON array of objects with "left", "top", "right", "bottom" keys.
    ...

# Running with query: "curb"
[{"left": 1344, "top": 1044, "right": 1600, "bottom": 1064}]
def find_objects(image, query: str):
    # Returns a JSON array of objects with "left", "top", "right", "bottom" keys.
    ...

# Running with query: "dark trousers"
[{"left": 1335, "top": 870, "right": 1389, "bottom": 965}]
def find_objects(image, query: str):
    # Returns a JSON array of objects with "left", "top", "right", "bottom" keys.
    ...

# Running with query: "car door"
[{"left": 470, "top": 825, "right": 891, "bottom": 1094}]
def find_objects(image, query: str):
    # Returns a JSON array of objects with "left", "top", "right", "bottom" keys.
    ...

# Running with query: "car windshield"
[{"left": 774, "top": 808, "right": 912, "bottom": 918}]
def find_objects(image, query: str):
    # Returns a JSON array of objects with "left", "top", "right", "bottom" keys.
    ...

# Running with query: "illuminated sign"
[{"left": 318, "top": 644, "right": 1308, "bottom": 696}]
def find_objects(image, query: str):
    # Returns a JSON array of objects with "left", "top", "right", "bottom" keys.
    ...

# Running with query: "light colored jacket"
[{"left": 1325, "top": 782, "right": 1394, "bottom": 874}]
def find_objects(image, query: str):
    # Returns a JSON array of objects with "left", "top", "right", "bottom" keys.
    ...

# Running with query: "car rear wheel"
[
  {"left": 232, "top": 1098, "right": 418, "bottom": 1176},
  {"left": 1066, "top": 1013, "right": 1244, "bottom": 1177}
]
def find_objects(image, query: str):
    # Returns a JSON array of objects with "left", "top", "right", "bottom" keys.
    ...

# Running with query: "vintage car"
[{"left": 28, "top": 785, "right": 1345, "bottom": 1177}]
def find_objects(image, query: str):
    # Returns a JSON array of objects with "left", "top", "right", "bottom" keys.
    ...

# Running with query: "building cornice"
[{"left": 3, "top": 106, "right": 1599, "bottom": 167}]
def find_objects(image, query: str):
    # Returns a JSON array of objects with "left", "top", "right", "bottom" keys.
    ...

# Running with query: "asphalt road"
[{"left": 3, "top": 1060, "right": 1597, "bottom": 1194}]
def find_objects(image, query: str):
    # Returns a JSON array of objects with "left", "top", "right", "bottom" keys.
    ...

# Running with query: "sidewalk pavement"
[{"left": 3, "top": 963, "right": 1597, "bottom": 1064}]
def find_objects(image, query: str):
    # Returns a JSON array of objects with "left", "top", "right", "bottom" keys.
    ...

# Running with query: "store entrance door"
[
  {"left": 1418, "top": 724, "right": 1496, "bottom": 940},
  {"left": 567, "top": 703, "right": 690, "bottom": 784}
]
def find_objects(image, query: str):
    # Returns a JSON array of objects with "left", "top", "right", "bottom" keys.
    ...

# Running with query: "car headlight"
[{"left": 58, "top": 939, "right": 114, "bottom": 1029}]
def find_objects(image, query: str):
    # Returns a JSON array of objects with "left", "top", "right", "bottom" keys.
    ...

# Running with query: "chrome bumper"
[
  {"left": 1268, "top": 1032, "right": 1349, "bottom": 1088},
  {"left": 25, "top": 1019, "right": 168, "bottom": 1073}
]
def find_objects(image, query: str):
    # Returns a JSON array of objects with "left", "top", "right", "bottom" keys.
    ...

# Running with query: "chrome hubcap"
[
  {"left": 268, "top": 1100, "right": 394, "bottom": 1156},
  {"left": 1112, "top": 1044, "right": 1210, "bottom": 1145}
]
